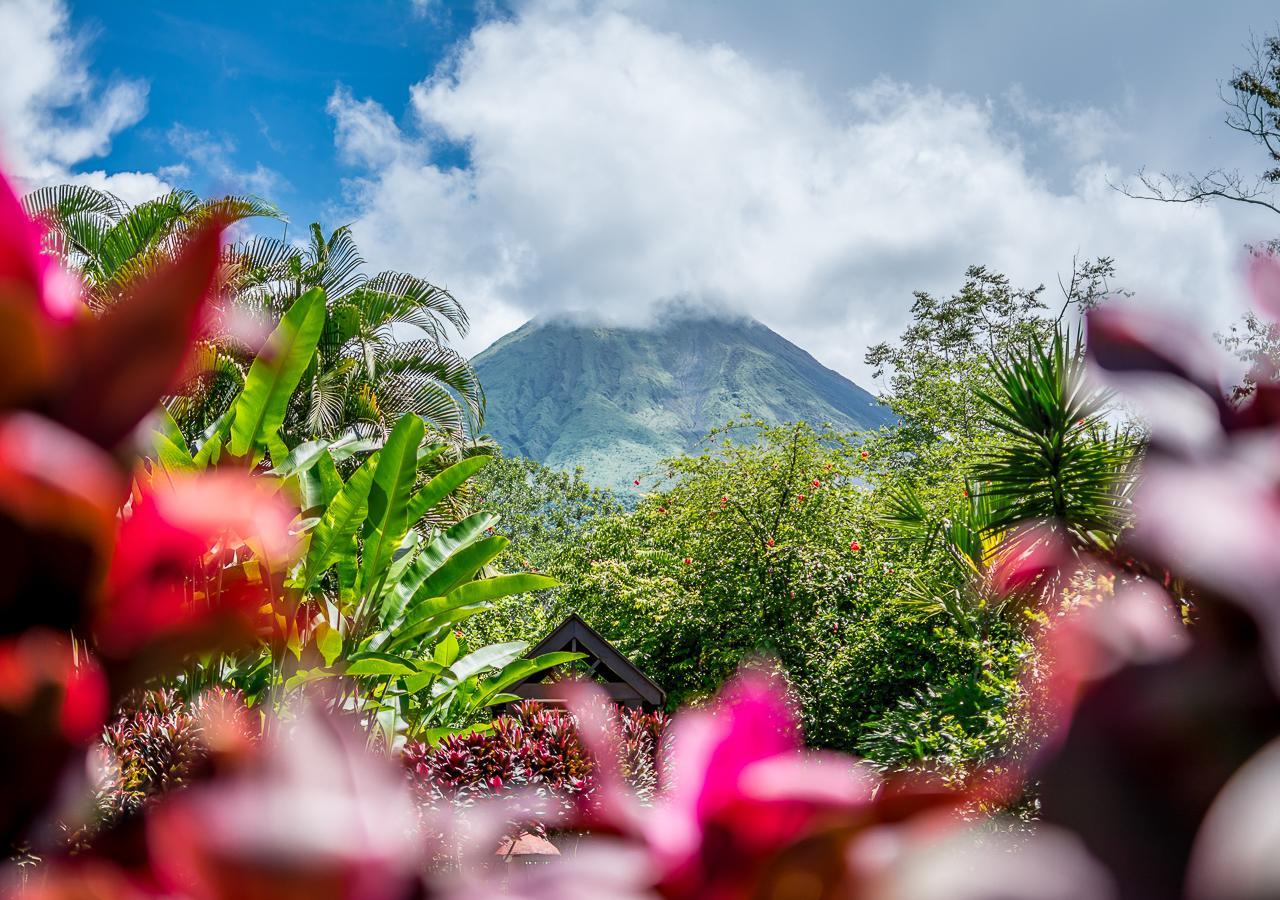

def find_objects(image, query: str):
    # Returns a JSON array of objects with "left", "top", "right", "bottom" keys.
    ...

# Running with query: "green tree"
[
  {"left": 22, "top": 184, "right": 279, "bottom": 310},
  {"left": 464, "top": 455, "right": 623, "bottom": 646},
  {"left": 230, "top": 223, "right": 483, "bottom": 447}
]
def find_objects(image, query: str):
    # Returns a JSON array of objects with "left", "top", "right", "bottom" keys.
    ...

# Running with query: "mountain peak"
[{"left": 473, "top": 315, "right": 892, "bottom": 490}]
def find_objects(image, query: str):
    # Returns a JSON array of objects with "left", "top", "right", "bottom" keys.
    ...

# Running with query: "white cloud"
[
  {"left": 167, "top": 125, "right": 286, "bottom": 198},
  {"left": 0, "top": 0, "right": 166, "bottom": 200},
  {"left": 332, "top": 0, "right": 1257, "bottom": 383}
]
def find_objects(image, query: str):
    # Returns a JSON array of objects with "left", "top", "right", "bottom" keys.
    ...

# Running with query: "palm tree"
[
  {"left": 23, "top": 185, "right": 282, "bottom": 438},
  {"left": 23, "top": 184, "right": 278, "bottom": 310},
  {"left": 226, "top": 223, "right": 484, "bottom": 446},
  {"left": 28, "top": 186, "right": 484, "bottom": 450}
]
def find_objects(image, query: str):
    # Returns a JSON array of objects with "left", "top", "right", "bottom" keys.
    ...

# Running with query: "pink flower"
[
  {"left": 642, "top": 672, "right": 883, "bottom": 899},
  {"left": 149, "top": 710, "right": 420, "bottom": 900}
]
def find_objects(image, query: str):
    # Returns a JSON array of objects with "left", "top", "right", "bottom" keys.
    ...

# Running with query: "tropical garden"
[{"left": 8, "top": 24, "right": 1280, "bottom": 900}]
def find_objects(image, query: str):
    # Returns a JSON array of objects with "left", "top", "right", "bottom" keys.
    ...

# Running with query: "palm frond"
[
  {"left": 363, "top": 271, "right": 469, "bottom": 337},
  {"left": 973, "top": 328, "right": 1137, "bottom": 545}
]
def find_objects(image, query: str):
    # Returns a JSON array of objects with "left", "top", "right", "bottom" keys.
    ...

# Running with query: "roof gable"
[{"left": 512, "top": 613, "right": 666, "bottom": 708}]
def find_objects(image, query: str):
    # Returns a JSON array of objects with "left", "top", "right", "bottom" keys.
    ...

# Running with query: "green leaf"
[
  {"left": 153, "top": 432, "right": 197, "bottom": 473},
  {"left": 445, "top": 573, "right": 559, "bottom": 607},
  {"left": 384, "top": 598, "right": 491, "bottom": 654},
  {"left": 153, "top": 407, "right": 190, "bottom": 455},
  {"left": 361, "top": 414, "right": 425, "bottom": 593},
  {"left": 315, "top": 623, "right": 343, "bottom": 668},
  {"left": 433, "top": 631, "right": 460, "bottom": 667},
  {"left": 303, "top": 452, "right": 379, "bottom": 587},
  {"left": 268, "top": 438, "right": 333, "bottom": 476},
  {"left": 416, "top": 535, "right": 510, "bottom": 600},
  {"left": 402, "top": 661, "right": 446, "bottom": 694},
  {"left": 192, "top": 409, "right": 233, "bottom": 469},
  {"left": 346, "top": 651, "right": 419, "bottom": 677},
  {"left": 406, "top": 455, "right": 491, "bottom": 523},
  {"left": 388, "top": 513, "right": 497, "bottom": 618},
  {"left": 297, "top": 450, "right": 343, "bottom": 511},
  {"left": 229, "top": 287, "right": 327, "bottom": 457},
  {"left": 473, "top": 651, "right": 584, "bottom": 708},
  {"left": 284, "top": 668, "right": 336, "bottom": 690},
  {"left": 443, "top": 641, "right": 527, "bottom": 684}
]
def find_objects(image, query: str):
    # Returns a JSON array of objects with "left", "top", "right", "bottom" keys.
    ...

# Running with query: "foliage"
[
  {"left": 144, "top": 293, "right": 577, "bottom": 744},
  {"left": 227, "top": 222, "right": 484, "bottom": 446},
  {"left": 464, "top": 455, "right": 623, "bottom": 645},
  {"left": 523, "top": 419, "right": 981, "bottom": 756},
  {"left": 402, "top": 700, "right": 670, "bottom": 810},
  {"left": 21, "top": 184, "right": 278, "bottom": 311}
]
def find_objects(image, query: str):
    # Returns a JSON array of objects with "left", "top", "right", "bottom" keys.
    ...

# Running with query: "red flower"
[
  {"left": 811, "top": 479, "right": 821, "bottom": 487},
  {"left": 682, "top": 558, "right": 692, "bottom": 566},
  {"left": 850, "top": 541, "right": 861, "bottom": 552},
  {"left": 634, "top": 480, "right": 641, "bottom": 486},
  {"left": 766, "top": 538, "right": 776, "bottom": 547},
  {"left": 96, "top": 472, "right": 296, "bottom": 664},
  {"left": 720, "top": 495, "right": 729, "bottom": 504},
  {"left": 797, "top": 494, "right": 807, "bottom": 503},
  {"left": 658, "top": 507, "right": 667, "bottom": 514},
  {"left": 860, "top": 450, "right": 869, "bottom": 459}
]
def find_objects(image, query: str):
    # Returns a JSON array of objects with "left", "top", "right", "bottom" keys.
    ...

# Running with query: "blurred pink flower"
[{"left": 148, "top": 710, "right": 421, "bottom": 900}]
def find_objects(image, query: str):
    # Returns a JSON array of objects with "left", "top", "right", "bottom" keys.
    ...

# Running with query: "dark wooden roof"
[{"left": 509, "top": 613, "right": 666, "bottom": 709}]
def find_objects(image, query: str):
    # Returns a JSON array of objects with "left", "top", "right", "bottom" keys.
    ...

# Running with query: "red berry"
[
  {"left": 860, "top": 450, "right": 869, "bottom": 459},
  {"left": 634, "top": 480, "right": 640, "bottom": 486}
]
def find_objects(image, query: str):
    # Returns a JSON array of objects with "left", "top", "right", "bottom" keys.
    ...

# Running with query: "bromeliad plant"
[{"left": 145, "top": 288, "right": 577, "bottom": 744}]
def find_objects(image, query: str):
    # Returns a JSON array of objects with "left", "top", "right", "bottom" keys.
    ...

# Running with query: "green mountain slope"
[{"left": 472, "top": 314, "right": 893, "bottom": 490}]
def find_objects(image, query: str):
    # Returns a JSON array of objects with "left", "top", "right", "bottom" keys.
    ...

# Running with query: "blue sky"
[
  {"left": 64, "top": 0, "right": 490, "bottom": 227},
  {"left": 4, "top": 0, "right": 1280, "bottom": 381}
]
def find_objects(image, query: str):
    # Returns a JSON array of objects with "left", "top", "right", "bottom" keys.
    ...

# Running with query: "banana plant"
[
  {"left": 149, "top": 290, "right": 581, "bottom": 744},
  {"left": 267, "top": 413, "right": 581, "bottom": 745}
]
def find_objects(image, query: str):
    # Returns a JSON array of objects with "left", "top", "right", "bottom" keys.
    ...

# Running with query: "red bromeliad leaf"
[
  {"left": 0, "top": 629, "right": 107, "bottom": 849},
  {"left": 50, "top": 220, "right": 224, "bottom": 450},
  {"left": 0, "top": 414, "right": 124, "bottom": 637},
  {"left": 0, "top": 170, "right": 80, "bottom": 416},
  {"left": 95, "top": 471, "right": 296, "bottom": 667}
]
